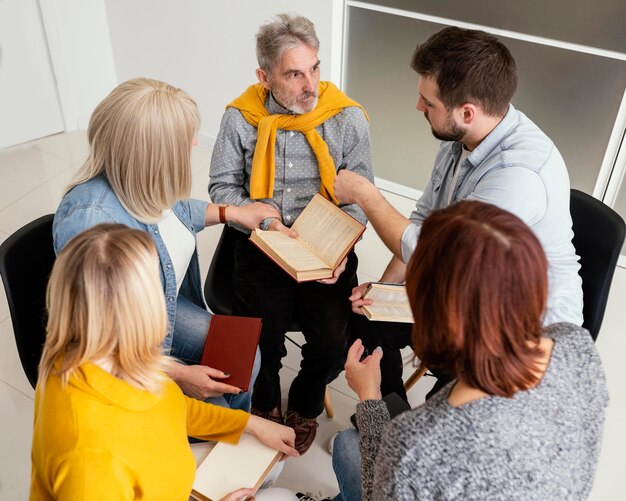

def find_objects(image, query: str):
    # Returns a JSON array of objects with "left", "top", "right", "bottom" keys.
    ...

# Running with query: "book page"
[
  {"left": 363, "top": 283, "right": 410, "bottom": 303},
  {"left": 255, "top": 230, "right": 330, "bottom": 271},
  {"left": 293, "top": 194, "right": 364, "bottom": 267},
  {"left": 363, "top": 302, "right": 413, "bottom": 322},
  {"left": 191, "top": 433, "right": 281, "bottom": 501},
  {"left": 362, "top": 283, "right": 414, "bottom": 323}
]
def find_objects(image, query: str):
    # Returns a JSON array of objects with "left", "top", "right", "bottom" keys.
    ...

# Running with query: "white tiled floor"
[{"left": 0, "top": 132, "right": 624, "bottom": 500}]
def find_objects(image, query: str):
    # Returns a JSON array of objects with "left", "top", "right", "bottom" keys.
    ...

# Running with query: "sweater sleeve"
[
  {"left": 356, "top": 399, "right": 391, "bottom": 501},
  {"left": 184, "top": 395, "right": 250, "bottom": 443}
]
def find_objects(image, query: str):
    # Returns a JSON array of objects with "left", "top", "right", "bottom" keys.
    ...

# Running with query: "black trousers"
[
  {"left": 349, "top": 314, "right": 451, "bottom": 402},
  {"left": 232, "top": 231, "right": 358, "bottom": 418}
]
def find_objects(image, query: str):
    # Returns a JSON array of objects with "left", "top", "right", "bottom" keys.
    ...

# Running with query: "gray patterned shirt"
[
  {"left": 357, "top": 323, "right": 608, "bottom": 501},
  {"left": 209, "top": 92, "right": 373, "bottom": 231}
]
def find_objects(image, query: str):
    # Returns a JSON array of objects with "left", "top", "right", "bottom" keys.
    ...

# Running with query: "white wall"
[
  {"left": 39, "top": 0, "right": 117, "bottom": 130},
  {"left": 103, "top": 0, "right": 342, "bottom": 144},
  {"left": 0, "top": 0, "right": 64, "bottom": 148}
]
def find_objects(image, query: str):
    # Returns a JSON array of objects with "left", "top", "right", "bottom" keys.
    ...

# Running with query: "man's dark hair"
[{"left": 411, "top": 27, "right": 517, "bottom": 117}]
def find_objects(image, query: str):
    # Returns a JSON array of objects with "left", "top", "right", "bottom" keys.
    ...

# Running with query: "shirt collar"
[{"left": 465, "top": 103, "right": 517, "bottom": 167}]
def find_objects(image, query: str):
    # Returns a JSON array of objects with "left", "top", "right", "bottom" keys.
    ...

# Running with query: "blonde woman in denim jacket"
[{"left": 53, "top": 78, "right": 279, "bottom": 409}]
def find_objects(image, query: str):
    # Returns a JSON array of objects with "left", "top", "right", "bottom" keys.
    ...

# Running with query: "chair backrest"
[
  {"left": 203, "top": 225, "right": 239, "bottom": 316},
  {"left": 0, "top": 214, "right": 55, "bottom": 389},
  {"left": 570, "top": 189, "right": 625, "bottom": 341}
]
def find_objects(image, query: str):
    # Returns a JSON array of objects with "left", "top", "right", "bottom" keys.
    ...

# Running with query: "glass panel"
[
  {"left": 345, "top": 8, "right": 626, "bottom": 193},
  {"left": 352, "top": 0, "right": 626, "bottom": 53},
  {"left": 611, "top": 166, "right": 626, "bottom": 256}
]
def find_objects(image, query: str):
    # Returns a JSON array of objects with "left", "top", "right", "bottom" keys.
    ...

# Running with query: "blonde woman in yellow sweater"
[{"left": 30, "top": 224, "right": 298, "bottom": 501}]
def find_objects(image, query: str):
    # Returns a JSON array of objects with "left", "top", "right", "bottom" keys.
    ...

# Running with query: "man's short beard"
[
  {"left": 430, "top": 113, "right": 467, "bottom": 142},
  {"left": 271, "top": 86, "right": 318, "bottom": 115},
  {"left": 289, "top": 95, "right": 318, "bottom": 114}
]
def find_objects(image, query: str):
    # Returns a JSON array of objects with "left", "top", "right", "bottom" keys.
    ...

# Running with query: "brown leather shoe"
[
  {"left": 285, "top": 410, "right": 318, "bottom": 455},
  {"left": 251, "top": 403, "right": 284, "bottom": 425}
]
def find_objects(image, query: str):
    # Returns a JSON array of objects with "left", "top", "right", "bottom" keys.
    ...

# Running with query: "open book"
[
  {"left": 190, "top": 433, "right": 282, "bottom": 501},
  {"left": 249, "top": 194, "right": 366, "bottom": 282},
  {"left": 361, "top": 282, "right": 413, "bottom": 323}
]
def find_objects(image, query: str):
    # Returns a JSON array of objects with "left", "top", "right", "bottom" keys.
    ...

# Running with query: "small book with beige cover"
[
  {"left": 190, "top": 433, "right": 282, "bottom": 501},
  {"left": 361, "top": 282, "right": 413, "bottom": 323},
  {"left": 249, "top": 193, "right": 365, "bottom": 282}
]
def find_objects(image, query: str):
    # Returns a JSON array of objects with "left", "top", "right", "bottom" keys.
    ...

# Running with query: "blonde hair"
[
  {"left": 39, "top": 224, "right": 170, "bottom": 393},
  {"left": 69, "top": 78, "right": 200, "bottom": 222}
]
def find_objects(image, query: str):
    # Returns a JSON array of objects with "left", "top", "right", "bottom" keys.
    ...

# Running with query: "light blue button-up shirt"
[
  {"left": 53, "top": 176, "right": 209, "bottom": 353},
  {"left": 401, "top": 105, "right": 583, "bottom": 325}
]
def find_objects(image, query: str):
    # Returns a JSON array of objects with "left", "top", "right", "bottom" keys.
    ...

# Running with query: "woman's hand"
[
  {"left": 167, "top": 362, "right": 243, "bottom": 400},
  {"left": 220, "top": 488, "right": 255, "bottom": 501},
  {"left": 245, "top": 415, "right": 299, "bottom": 458},
  {"left": 344, "top": 339, "right": 383, "bottom": 401},
  {"left": 230, "top": 203, "right": 280, "bottom": 230}
]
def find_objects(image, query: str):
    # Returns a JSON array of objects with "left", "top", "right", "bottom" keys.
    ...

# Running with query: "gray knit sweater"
[{"left": 356, "top": 323, "right": 608, "bottom": 500}]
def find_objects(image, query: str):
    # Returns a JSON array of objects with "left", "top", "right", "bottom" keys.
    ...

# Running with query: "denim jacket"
[
  {"left": 401, "top": 104, "right": 583, "bottom": 325},
  {"left": 53, "top": 176, "right": 209, "bottom": 354}
]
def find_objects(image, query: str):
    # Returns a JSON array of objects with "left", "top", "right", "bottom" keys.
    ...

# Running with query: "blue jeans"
[
  {"left": 332, "top": 429, "right": 362, "bottom": 501},
  {"left": 170, "top": 295, "right": 260, "bottom": 411}
]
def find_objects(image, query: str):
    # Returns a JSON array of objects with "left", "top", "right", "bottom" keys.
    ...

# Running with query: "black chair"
[
  {"left": 0, "top": 214, "right": 55, "bottom": 389},
  {"left": 204, "top": 225, "right": 334, "bottom": 417},
  {"left": 405, "top": 189, "right": 625, "bottom": 391},
  {"left": 570, "top": 188, "right": 625, "bottom": 341}
]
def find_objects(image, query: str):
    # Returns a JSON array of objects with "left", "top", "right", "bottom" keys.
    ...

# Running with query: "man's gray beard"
[{"left": 289, "top": 96, "right": 319, "bottom": 115}]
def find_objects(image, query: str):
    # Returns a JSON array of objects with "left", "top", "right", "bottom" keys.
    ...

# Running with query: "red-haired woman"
[{"left": 333, "top": 200, "right": 608, "bottom": 500}]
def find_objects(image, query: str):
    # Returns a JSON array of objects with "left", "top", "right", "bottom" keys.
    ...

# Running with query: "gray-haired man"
[{"left": 209, "top": 13, "right": 374, "bottom": 454}]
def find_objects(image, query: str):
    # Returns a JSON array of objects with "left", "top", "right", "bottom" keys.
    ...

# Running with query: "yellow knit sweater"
[
  {"left": 228, "top": 81, "right": 368, "bottom": 204},
  {"left": 30, "top": 363, "right": 249, "bottom": 500}
]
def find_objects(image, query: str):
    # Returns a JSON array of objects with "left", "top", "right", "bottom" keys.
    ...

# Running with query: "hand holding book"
[
  {"left": 349, "top": 282, "right": 375, "bottom": 315},
  {"left": 191, "top": 417, "right": 298, "bottom": 500},
  {"left": 317, "top": 255, "right": 348, "bottom": 285},
  {"left": 360, "top": 283, "right": 413, "bottom": 323},
  {"left": 266, "top": 217, "right": 298, "bottom": 238},
  {"left": 249, "top": 194, "right": 365, "bottom": 282},
  {"left": 218, "top": 488, "right": 255, "bottom": 501},
  {"left": 245, "top": 415, "right": 299, "bottom": 458}
]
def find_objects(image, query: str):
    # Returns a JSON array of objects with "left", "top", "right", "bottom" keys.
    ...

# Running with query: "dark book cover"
[{"left": 200, "top": 315, "right": 262, "bottom": 392}]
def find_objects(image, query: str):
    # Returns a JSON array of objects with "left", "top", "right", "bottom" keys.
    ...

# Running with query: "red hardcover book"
[{"left": 200, "top": 315, "right": 262, "bottom": 392}]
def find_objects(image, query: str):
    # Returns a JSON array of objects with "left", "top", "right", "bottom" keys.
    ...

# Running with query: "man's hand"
[
  {"left": 219, "top": 488, "right": 255, "bottom": 501},
  {"left": 348, "top": 282, "right": 373, "bottom": 315},
  {"left": 245, "top": 415, "right": 299, "bottom": 458},
  {"left": 317, "top": 256, "right": 348, "bottom": 285},
  {"left": 334, "top": 170, "right": 377, "bottom": 205},
  {"left": 230, "top": 202, "right": 280, "bottom": 230},
  {"left": 268, "top": 218, "right": 298, "bottom": 238},
  {"left": 168, "top": 362, "right": 243, "bottom": 400},
  {"left": 344, "top": 339, "right": 383, "bottom": 402}
]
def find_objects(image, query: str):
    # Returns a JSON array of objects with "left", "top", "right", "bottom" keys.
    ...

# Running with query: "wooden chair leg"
[
  {"left": 404, "top": 361, "right": 428, "bottom": 392},
  {"left": 324, "top": 386, "right": 334, "bottom": 419}
]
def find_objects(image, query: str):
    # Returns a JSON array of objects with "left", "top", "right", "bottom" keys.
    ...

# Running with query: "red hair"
[{"left": 406, "top": 201, "right": 548, "bottom": 397}]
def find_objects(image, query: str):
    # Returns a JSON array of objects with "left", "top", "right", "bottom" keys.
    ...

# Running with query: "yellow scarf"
[{"left": 227, "top": 81, "right": 368, "bottom": 204}]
